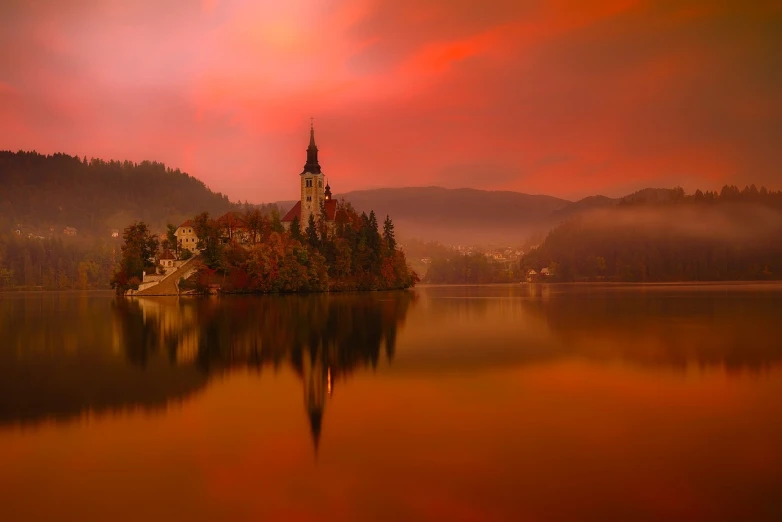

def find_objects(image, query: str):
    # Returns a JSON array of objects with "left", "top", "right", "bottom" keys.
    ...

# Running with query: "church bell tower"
[{"left": 300, "top": 119, "right": 325, "bottom": 226}]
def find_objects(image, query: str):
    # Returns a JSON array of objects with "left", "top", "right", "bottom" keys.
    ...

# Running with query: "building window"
[
  {"left": 306, "top": 196, "right": 312, "bottom": 202},
  {"left": 318, "top": 179, "right": 323, "bottom": 187},
  {"left": 306, "top": 178, "right": 313, "bottom": 188}
]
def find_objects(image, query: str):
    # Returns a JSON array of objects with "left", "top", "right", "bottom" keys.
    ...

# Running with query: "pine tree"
[
  {"left": 383, "top": 215, "right": 396, "bottom": 252},
  {"left": 306, "top": 213, "right": 319, "bottom": 250},
  {"left": 289, "top": 215, "right": 302, "bottom": 242}
]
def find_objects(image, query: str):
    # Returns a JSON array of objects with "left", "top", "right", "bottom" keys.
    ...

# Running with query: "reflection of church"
[
  {"left": 302, "top": 351, "right": 332, "bottom": 452},
  {"left": 120, "top": 294, "right": 412, "bottom": 454},
  {"left": 282, "top": 121, "right": 338, "bottom": 229}
]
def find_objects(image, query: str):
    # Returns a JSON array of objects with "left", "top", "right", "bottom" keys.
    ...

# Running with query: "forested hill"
[
  {"left": 0, "top": 150, "right": 235, "bottom": 235},
  {"left": 522, "top": 188, "right": 782, "bottom": 282},
  {"left": 325, "top": 187, "right": 571, "bottom": 245}
]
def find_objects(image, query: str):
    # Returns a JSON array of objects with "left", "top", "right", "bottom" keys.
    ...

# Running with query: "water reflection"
[
  {"left": 2, "top": 286, "right": 782, "bottom": 522},
  {"left": 115, "top": 294, "right": 413, "bottom": 449},
  {"left": 414, "top": 284, "right": 782, "bottom": 373},
  {"left": 0, "top": 292, "right": 414, "bottom": 447},
  {"left": 2, "top": 285, "right": 782, "bottom": 433}
]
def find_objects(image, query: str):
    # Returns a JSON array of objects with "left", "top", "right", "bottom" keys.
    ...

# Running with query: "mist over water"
[{"left": 1, "top": 285, "right": 782, "bottom": 521}]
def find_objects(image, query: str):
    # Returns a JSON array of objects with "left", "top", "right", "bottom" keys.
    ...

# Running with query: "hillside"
[
  {"left": 0, "top": 150, "right": 236, "bottom": 236},
  {"left": 522, "top": 195, "right": 782, "bottom": 282},
  {"left": 277, "top": 187, "right": 571, "bottom": 245}
]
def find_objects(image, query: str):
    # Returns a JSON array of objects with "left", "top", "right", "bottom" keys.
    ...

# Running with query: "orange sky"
[{"left": 0, "top": 0, "right": 780, "bottom": 202}]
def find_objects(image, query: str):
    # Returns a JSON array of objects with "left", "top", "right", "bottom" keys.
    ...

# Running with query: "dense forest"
[
  {"left": 0, "top": 150, "right": 238, "bottom": 290},
  {"left": 0, "top": 150, "right": 235, "bottom": 235},
  {"left": 0, "top": 227, "right": 116, "bottom": 289},
  {"left": 522, "top": 185, "right": 782, "bottom": 282},
  {"left": 423, "top": 253, "right": 515, "bottom": 284},
  {"left": 112, "top": 200, "right": 418, "bottom": 294}
]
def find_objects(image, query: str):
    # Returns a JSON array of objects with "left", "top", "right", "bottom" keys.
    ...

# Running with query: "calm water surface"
[{"left": 1, "top": 284, "right": 782, "bottom": 521}]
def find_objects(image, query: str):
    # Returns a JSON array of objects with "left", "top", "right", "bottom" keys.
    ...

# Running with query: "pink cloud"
[{"left": 0, "top": 0, "right": 779, "bottom": 202}]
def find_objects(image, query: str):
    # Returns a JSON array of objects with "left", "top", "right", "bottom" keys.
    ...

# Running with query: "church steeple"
[{"left": 303, "top": 118, "right": 322, "bottom": 174}]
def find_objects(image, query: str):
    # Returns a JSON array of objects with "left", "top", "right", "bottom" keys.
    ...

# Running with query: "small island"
[{"left": 111, "top": 124, "right": 418, "bottom": 296}]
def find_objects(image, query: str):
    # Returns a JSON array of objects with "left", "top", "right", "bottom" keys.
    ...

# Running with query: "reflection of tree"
[
  {"left": 519, "top": 286, "right": 782, "bottom": 372},
  {"left": 0, "top": 295, "right": 208, "bottom": 426},
  {"left": 123, "top": 292, "right": 415, "bottom": 448},
  {"left": 0, "top": 292, "right": 413, "bottom": 434}
]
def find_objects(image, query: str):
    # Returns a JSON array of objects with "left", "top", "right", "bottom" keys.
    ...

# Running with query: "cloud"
[{"left": 0, "top": 0, "right": 780, "bottom": 202}]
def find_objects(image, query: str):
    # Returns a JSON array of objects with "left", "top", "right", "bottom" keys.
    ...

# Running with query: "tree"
[
  {"left": 244, "top": 208, "right": 263, "bottom": 245},
  {"left": 383, "top": 215, "right": 396, "bottom": 252},
  {"left": 193, "top": 212, "right": 222, "bottom": 268},
  {"left": 110, "top": 221, "right": 159, "bottom": 294},
  {"left": 164, "top": 224, "right": 178, "bottom": 252},
  {"left": 306, "top": 214, "right": 319, "bottom": 250},
  {"left": 269, "top": 207, "right": 285, "bottom": 233},
  {"left": 289, "top": 215, "right": 302, "bottom": 242}
]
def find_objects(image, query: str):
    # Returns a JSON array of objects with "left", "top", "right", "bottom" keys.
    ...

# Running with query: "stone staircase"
[{"left": 133, "top": 256, "right": 202, "bottom": 296}]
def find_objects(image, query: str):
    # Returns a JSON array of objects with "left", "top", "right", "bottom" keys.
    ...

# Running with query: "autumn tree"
[
  {"left": 193, "top": 212, "right": 222, "bottom": 268},
  {"left": 110, "top": 221, "right": 159, "bottom": 294}
]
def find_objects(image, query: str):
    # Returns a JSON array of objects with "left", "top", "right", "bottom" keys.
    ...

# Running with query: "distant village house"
[
  {"left": 63, "top": 227, "right": 77, "bottom": 236},
  {"left": 175, "top": 220, "right": 199, "bottom": 253}
]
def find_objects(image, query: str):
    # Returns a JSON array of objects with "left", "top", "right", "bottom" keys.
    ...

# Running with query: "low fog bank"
[
  {"left": 522, "top": 201, "right": 782, "bottom": 282},
  {"left": 576, "top": 203, "right": 782, "bottom": 242}
]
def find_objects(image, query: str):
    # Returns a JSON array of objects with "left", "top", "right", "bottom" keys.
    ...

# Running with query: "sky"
[{"left": 0, "top": 0, "right": 780, "bottom": 203}]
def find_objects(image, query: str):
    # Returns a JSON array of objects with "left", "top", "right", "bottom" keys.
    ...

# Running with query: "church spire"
[{"left": 303, "top": 117, "right": 322, "bottom": 174}]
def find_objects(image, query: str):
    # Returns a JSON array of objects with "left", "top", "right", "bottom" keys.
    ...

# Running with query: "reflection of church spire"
[
  {"left": 303, "top": 350, "right": 330, "bottom": 454},
  {"left": 308, "top": 405, "right": 323, "bottom": 453}
]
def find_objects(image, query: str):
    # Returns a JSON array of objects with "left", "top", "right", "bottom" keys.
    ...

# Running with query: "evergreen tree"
[
  {"left": 382, "top": 215, "right": 396, "bottom": 252},
  {"left": 289, "top": 215, "right": 302, "bottom": 242},
  {"left": 306, "top": 213, "right": 319, "bottom": 250},
  {"left": 165, "top": 224, "right": 178, "bottom": 253}
]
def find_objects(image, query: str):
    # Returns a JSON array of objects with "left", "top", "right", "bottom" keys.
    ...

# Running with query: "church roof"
[
  {"left": 281, "top": 200, "right": 337, "bottom": 223},
  {"left": 324, "top": 199, "right": 337, "bottom": 220},
  {"left": 281, "top": 201, "right": 301, "bottom": 222}
]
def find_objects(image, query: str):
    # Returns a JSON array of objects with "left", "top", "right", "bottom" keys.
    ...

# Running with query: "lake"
[{"left": 1, "top": 284, "right": 782, "bottom": 521}]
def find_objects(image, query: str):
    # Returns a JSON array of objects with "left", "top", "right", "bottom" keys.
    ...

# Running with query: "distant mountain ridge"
[
  {"left": 5, "top": 149, "right": 770, "bottom": 246},
  {"left": 276, "top": 186, "right": 572, "bottom": 245},
  {"left": 0, "top": 150, "right": 235, "bottom": 235}
]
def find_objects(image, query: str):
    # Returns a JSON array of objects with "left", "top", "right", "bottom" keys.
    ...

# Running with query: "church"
[{"left": 281, "top": 121, "right": 337, "bottom": 229}]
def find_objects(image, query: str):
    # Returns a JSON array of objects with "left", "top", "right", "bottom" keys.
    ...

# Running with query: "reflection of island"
[
  {"left": 0, "top": 292, "right": 414, "bottom": 447},
  {"left": 122, "top": 293, "right": 414, "bottom": 449}
]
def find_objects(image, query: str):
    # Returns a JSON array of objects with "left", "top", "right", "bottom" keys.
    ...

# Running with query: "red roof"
[
  {"left": 281, "top": 200, "right": 337, "bottom": 222},
  {"left": 160, "top": 249, "right": 176, "bottom": 260},
  {"left": 281, "top": 201, "right": 301, "bottom": 222},
  {"left": 217, "top": 211, "right": 246, "bottom": 227},
  {"left": 178, "top": 219, "right": 194, "bottom": 228},
  {"left": 324, "top": 199, "right": 337, "bottom": 220}
]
